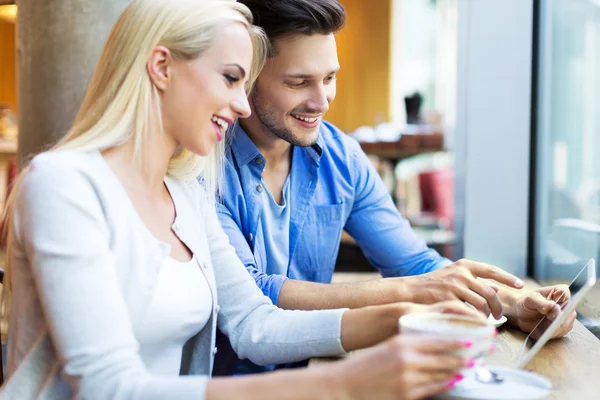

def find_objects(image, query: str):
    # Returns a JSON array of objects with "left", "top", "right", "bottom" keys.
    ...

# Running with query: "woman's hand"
[{"left": 329, "top": 334, "right": 470, "bottom": 400}]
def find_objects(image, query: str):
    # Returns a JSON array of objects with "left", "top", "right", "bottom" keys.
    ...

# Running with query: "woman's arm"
[
  {"left": 206, "top": 365, "right": 337, "bottom": 400},
  {"left": 206, "top": 335, "right": 470, "bottom": 400}
]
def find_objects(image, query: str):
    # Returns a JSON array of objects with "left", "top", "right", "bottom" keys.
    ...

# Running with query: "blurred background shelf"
[{"left": 359, "top": 132, "right": 444, "bottom": 162}]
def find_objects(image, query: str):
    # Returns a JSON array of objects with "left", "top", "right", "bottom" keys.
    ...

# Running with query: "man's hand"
[
  {"left": 395, "top": 259, "right": 524, "bottom": 319},
  {"left": 507, "top": 285, "right": 576, "bottom": 339}
]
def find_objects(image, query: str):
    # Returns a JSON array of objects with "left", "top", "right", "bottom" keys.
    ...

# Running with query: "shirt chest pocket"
[{"left": 294, "top": 203, "right": 344, "bottom": 282}]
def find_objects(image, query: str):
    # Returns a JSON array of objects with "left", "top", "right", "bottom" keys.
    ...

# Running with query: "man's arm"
[
  {"left": 279, "top": 265, "right": 577, "bottom": 340},
  {"left": 217, "top": 165, "right": 571, "bottom": 335},
  {"left": 344, "top": 137, "right": 451, "bottom": 277},
  {"left": 216, "top": 150, "right": 525, "bottom": 315},
  {"left": 217, "top": 201, "right": 410, "bottom": 309},
  {"left": 216, "top": 190, "right": 452, "bottom": 311},
  {"left": 277, "top": 260, "right": 524, "bottom": 314},
  {"left": 217, "top": 182, "right": 524, "bottom": 313},
  {"left": 277, "top": 276, "right": 413, "bottom": 310}
]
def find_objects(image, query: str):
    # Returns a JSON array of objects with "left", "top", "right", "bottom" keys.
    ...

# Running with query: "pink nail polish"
[
  {"left": 494, "top": 329, "right": 499, "bottom": 337},
  {"left": 447, "top": 380, "right": 457, "bottom": 389},
  {"left": 467, "top": 358, "right": 476, "bottom": 368},
  {"left": 463, "top": 341, "right": 473, "bottom": 348},
  {"left": 454, "top": 373, "right": 464, "bottom": 382}
]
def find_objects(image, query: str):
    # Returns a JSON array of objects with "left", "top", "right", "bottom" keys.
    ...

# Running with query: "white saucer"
[
  {"left": 436, "top": 366, "right": 552, "bottom": 400},
  {"left": 488, "top": 314, "right": 508, "bottom": 328}
]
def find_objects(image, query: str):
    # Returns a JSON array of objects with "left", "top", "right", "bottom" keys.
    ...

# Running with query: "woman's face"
[{"left": 159, "top": 23, "right": 253, "bottom": 156}]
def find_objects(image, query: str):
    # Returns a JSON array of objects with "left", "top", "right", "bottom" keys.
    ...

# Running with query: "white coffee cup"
[{"left": 399, "top": 312, "right": 495, "bottom": 360}]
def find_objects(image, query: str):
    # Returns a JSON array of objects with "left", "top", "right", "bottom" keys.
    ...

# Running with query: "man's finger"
[
  {"left": 469, "top": 278, "right": 503, "bottom": 319},
  {"left": 523, "top": 292, "right": 554, "bottom": 315},
  {"left": 454, "top": 286, "right": 491, "bottom": 317},
  {"left": 552, "top": 311, "right": 576, "bottom": 338},
  {"left": 540, "top": 285, "right": 571, "bottom": 306},
  {"left": 564, "top": 311, "right": 576, "bottom": 332},
  {"left": 460, "top": 260, "right": 524, "bottom": 289},
  {"left": 551, "top": 289, "right": 569, "bottom": 306},
  {"left": 548, "top": 302, "right": 561, "bottom": 320}
]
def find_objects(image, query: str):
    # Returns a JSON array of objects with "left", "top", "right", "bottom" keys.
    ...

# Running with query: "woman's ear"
[{"left": 147, "top": 45, "right": 171, "bottom": 92}]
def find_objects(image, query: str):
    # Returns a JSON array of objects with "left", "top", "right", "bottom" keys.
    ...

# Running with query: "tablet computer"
[{"left": 516, "top": 258, "right": 596, "bottom": 369}]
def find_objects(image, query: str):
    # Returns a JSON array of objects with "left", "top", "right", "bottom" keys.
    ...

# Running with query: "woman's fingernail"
[
  {"left": 463, "top": 341, "right": 473, "bottom": 348},
  {"left": 466, "top": 358, "right": 476, "bottom": 368},
  {"left": 489, "top": 343, "right": 496, "bottom": 353},
  {"left": 494, "top": 329, "right": 499, "bottom": 337},
  {"left": 454, "top": 373, "right": 464, "bottom": 382},
  {"left": 447, "top": 380, "right": 457, "bottom": 388}
]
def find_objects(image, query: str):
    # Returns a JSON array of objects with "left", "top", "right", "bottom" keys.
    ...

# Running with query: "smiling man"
[{"left": 213, "top": 0, "right": 575, "bottom": 375}]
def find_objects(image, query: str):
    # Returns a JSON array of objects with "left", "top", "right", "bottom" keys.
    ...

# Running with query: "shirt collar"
[
  {"left": 310, "top": 131, "right": 325, "bottom": 162},
  {"left": 230, "top": 120, "right": 263, "bottom": 166},
  {"left": 230, "top": 119, "right": 325, "bottom": 167}
]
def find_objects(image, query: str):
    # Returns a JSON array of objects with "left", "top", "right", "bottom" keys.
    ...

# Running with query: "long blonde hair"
[{"left": 0, "top": 0, "right": 268, "bottom": 327}]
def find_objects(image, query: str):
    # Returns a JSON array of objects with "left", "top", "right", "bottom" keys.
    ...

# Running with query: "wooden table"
[{"left": 311, "top": 273, "right": 600, "bottom": 399}]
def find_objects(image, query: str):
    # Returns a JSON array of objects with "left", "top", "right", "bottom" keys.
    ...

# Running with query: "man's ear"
[{"left": 147, "top": 45, "right": 171, "bottom": 91}]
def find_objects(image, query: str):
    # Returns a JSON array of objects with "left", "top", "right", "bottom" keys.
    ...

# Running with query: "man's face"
[{"left": 248, "top": 33, "right": 339, "bottom": 147}]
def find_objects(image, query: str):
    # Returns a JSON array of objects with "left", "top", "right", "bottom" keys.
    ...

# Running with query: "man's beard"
[{"left": 250, "top": 89, "right": 319, "bottom": 147}]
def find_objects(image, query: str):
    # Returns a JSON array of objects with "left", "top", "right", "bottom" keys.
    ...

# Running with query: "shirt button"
[
  {"left": 256, "top": 184, "right": 263, "bottom": 193},
  {"left": 201, "top": 262, "right": 208, "bottom": 269},
  {"left": 255, "top": 157, "right": 264, "bottom": 165},
  {"left": 216, "top": 305, "right": 221, "bottom": 313},
  {"left": 248, "top": 233, "right": 253, "bottom": 242},
  {"left": 213, "top": 347, "right": 218, "bottom": 355}
]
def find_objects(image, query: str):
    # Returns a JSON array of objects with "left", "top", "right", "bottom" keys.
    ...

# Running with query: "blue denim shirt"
[
  {"left": 218, "top": 120, "right": 451, "bottom": 302},
  {"left": 212, "top": 120, "right": 452, "bottom": 375}
]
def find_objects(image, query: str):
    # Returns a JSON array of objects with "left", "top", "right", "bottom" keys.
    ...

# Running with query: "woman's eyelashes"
[{"left": 224, "top": 73, "right": 241, "bottom": 86}]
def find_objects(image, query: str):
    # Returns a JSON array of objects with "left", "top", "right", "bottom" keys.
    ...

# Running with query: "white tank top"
[{"left": 134, "top": 254, "right": 212, "bottom": 375}]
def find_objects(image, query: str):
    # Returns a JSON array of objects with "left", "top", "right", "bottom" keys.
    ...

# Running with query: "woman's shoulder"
[
  {"left": 26, "top": 150, "right": 106, "bottom": 181},
  {"left": 20, "top": 150, "right": 112, "bottom": 205}
]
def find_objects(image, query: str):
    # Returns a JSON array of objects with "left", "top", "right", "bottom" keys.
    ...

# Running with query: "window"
[{"left": 534, "top": 0, "right": 600, "bottom": 279}]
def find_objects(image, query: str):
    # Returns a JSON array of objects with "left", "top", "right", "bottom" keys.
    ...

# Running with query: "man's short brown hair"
[{"left": 237, "top": 0, "right": 346, "bottom": 55}]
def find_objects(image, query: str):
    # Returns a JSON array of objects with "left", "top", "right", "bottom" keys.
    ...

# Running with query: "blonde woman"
[{"left": 1, "top": 0, "right": 480, "bottom": 399}]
